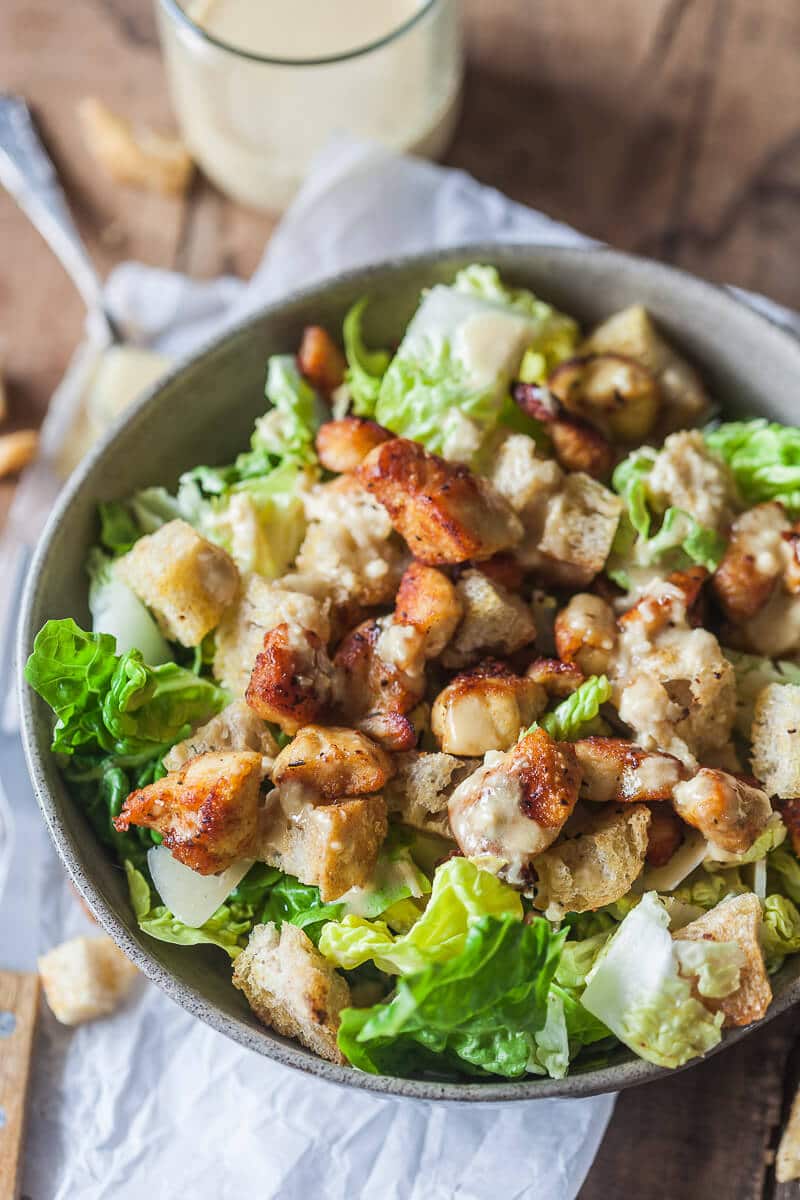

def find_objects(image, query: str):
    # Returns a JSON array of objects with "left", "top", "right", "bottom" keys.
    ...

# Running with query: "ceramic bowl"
[{"left": 18, "top": 244, "right": 800, "bottom": 1100}]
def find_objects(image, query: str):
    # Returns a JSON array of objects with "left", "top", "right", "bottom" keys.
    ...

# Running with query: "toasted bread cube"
[
  {"left": 442, "top": 569, "right": 536, "bottom": 669},
  {"left": 38, "top": 935, "right": 138, "bottom": 1025},
  {"left": 272, "top": 725, "right": 395, "bottom": 800},
  {"left": 115, "top": 750, "right": 263, "bottom": 874},
  {"left": 163, "top": 700, "right": 278, "bottom": 773},
  {"left": 536, "top": 473, "right": 623, "bottom": 587},
  {"left": 261, "top": 793, "right": 388, "bottom": 901},
  {"left": 213, "top": 574, "right": 331, "bottom": 698},
  {"left": 383, "top": 750, "right": 475, "bottom": 837},
  {"left": 751, "top": 683, "right": 800, "bottom": 798},
  {"left": 647, "top": 430, "right": 736, "bottom": 532},
  {"left": 673, "top": 893, "right": 771, "bottom": 1027},
  {"left": 233, "top": 922, "right": 349, "bottom": 1063},
  {"left": 581, "top": 305, "right": 711, "bottom": 435},
  {"left": 116, "top": 519, "right": 239, "bottom": 646},
  {"left": 532, "top": 804, "right": 651, "bottom": 915}
]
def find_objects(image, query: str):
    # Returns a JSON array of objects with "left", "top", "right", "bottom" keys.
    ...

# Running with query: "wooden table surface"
[{"left": 3, "top": 0, "right": 800, "bottom": 1195}]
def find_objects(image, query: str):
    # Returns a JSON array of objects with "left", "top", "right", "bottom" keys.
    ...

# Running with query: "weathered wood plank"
[{"left": 0, "top": 972, "right": 39, "bottom": 1200}]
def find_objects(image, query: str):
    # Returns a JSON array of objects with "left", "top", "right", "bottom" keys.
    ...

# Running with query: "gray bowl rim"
[{"left": 17, "top": 240, "right": 800, "bottom": 1102}]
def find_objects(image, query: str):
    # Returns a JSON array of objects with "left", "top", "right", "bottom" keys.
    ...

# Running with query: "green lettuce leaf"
[
  {"left": 318, "top": 856, "right": 522, "bottom": 975},
  {"left": 767, "top": 845, "right": 800, "bottom": 905},
  {"left": 342, "top": 298, "right": 391, "bottom": 416},
  {"left": 527, "top": 984, "right": 611, "bottom": 1079},
  {"left": 259, "top": 875, "right": 344, "bottom": 945},
  {"left": 25, "top": 618, "right": 227, "bottom": 761},
  {"left": 250, "top": 355, "right": 328, "bottom": 468},
  {"left": 668, "top": 865, "right": 747, "bottom": 911},
  {"left": 582, "top": 891, "right": 735, "bottom": 1068},
  {"left": 555, "top": 930, "right": 613, "bottom": 989},
  {"left": 705, "top": 419, "right": 800, "bottom": 513},
  {"left": 125, "top": 862, "right": 252, "bottom": 960},
  {"left": 538, "top": 675, "right": 612, "bottom": 741},
  {"left": 761, "top": 894, "right": 800, "bottom": 972},
  {"left": 337, "top": 914, "right": 565, "bottom": 1078}
]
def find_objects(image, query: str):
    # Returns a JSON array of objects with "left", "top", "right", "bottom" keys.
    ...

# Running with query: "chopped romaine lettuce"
[
  {"left": 537, "top": 675, "right": 612, "bottom": 741},
  {"left": 337, "top": 914, "right": 564, "bottom": 1078},
  {"left": 667, "top": 865, "right": 746, "bottom": 912},
  {"left": 342, "top": 298, "right": 391, "bottom": 416},
  {"left": 705, "top": 419, "right": 800, "bottom": 513},
  {"left": 25, "top": 618, "right": 227, "bottom": 762},
  {"left": 250, "top": 355, "right": 328, "bottom": 468},
  {"left": 761, "top": 894, "right": 800, "bottom": 972},
  {"left": 318, "top": 857, "right": 522, "bottom": 975},
  {"left": 87, "top": 549, "right": 172, "bottom": 664},
  {"left": 767, "top": 845, "right": 800, "bottom": 905},
  {"left": 555, "top": 930, "right": 613, "bottom": 990},
  {"left": 581, "top": 892, "right": 737, "bottom": 1068},
  {"left": 125, "top": 862, "right": 252, "bottom": 959}
]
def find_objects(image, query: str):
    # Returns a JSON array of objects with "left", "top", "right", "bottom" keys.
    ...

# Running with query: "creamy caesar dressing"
[{"left": 158, "top": 0, "right": 463, "bottom": 210}]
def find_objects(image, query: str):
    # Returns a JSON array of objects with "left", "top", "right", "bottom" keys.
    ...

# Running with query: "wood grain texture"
[
  {"left": 0, "top": 972, "right": 39, "bottom": 1200},
  {"left": 2, "top": 0, "right": 800, "bottom": 1195}
]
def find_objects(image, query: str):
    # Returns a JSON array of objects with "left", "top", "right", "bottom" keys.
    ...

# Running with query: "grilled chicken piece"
[
  {"left": 431, "top": 660, "right": 547, "bottom": 756},
  {"left": 547, "top": 353, "right": 661, "bottom": 443},
  {"left": 555, "top": 593, "right": 618, "bottom": 677},
  {"left": 246, "top": 623, "right": 335, "bottom": 735},
  {"left": 271, "top": 725, "right": 395, "bottom": 800},
  {"left": 114, "top": 750, "right": 262, "bottom": 874},
  {"left": 713, "top": 502, "right": 789, "bottom": 624},
  {"left": 447, "top": 727, "right": 581, "bottom": 888},
  {"left": 512, "top": 381, "right": 613, "bottom": 478},
  {"left": 618, "top": 566, "right": 708, "bottom": 638},
  {"left": 357, "top": 437, "right": 523, "bottom": 564},
  {"left": 645, "top": 804, "right": 685, "bottom": 867},
  {"left": 524, "top": 656, "right": 585, "bottom": 698},
  {"left": 672, "top": 768, "right": 772, "bottom": 855},
  {"left": 574, "top": 737, "right": 684, "bottom": 803},
  {"left": 297, "top": 325, "right": 346, "bottom": 395},
  {"left": 315, "top": 417, "right": 392, "bottom": 473},
  {"left": 394, "top": 561, "right": 463, "bottom": 658},
  {"left": 333, "top": 617, "right": 425, "bottom": 751}
]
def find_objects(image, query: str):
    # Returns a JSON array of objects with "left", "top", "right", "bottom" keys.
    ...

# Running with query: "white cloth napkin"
[{"left": 10, "top": 135, "right": 708, "bottom": 1199}]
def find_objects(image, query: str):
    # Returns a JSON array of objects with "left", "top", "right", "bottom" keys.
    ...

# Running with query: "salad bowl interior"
[{"left": 18, "top": 243, "right": 800, "bottom": 1101}]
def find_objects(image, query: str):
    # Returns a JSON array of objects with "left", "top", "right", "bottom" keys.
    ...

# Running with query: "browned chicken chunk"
[
  {"left": 712, "top": 502, "right": 789, "bottom": 624},
  {"left": 357, "top": 437, "right": 523, "bottom": 564},
  {"left": 394, "top": 561, "right": 463, "bottom": 658},
  {"left": 574, "top": 737, "right": 685, "bottom": 804},
  {"left": 447, "top": 727, "right": 581, "bottom": 887},
  {"left": 114, "top": 750, "right": 262, "bottom": 874},
  {"left": 524, "top": 657, "right": 585, "bottom": 698},
  {"left": 672, "top": 768, "right": 773, "bottom": 854},
  {"left": 332, "top": 617, "right": 425, "bottom": 751},
  {"left": 271, "top": 725, "right": 395, "bottom": 800},
  {"left": 431, "top": 660, "right": 547, "bottom": 756},
  {"left": 246, "top": 623, "right": 335, "bottom": 735},
  {"left": 555, "top": 594, "right": 618, "bottom": 677},
  {"left": 315, "top": 416, "right": 393, "bottom": 473},
  {"left": 512, "top": 381, "right": 613, "bottom": 478},
  {"left": 297, "top": 325, "right": 346, "bottom": 395}
]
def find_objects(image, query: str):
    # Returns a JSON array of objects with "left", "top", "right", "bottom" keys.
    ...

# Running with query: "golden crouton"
[
  {"left": 357, "top": 437, "right": 523, "bottom": 564},
  {"left": 260, "top": 792, "right": 388, "bottom": 901},
  {"left": 315, "top": 416, "right": 391, "bottom": 472},
  {"left": 777, "top": 1086, "right": 800, "bottom": 1183},
  {"left": 163, "top": 700, "right": 278, "bottom": 773},
  {"left": 116, "top": 519, "right": 239, "bottom": 647},
  {"left": 115, "top": 750, "right": 262, "bottom": 874},
  {"left": 574, "top": 738, "right": 684, "bottom": 804},
  {"left": 298, "top": 327, "right": 346, "bottom": 396},
  {"left": 213, "top": 574, "right": 330, "bottom": 699},
  {"left": 448, "top": 728, "right": 581, "bottom": 887},
  {"left": 383, "top": 751, "right": 475, "bottom": 837},
  {"left": 78, "top": 97, "right": 193, "bottom": 196},
  {"left": 271, "top": 725, "right": 395, "bottom": 800},
  {"left": 431, "top": 660, "right": 547, "bottom": 756},
  {"left": 673, "top": 893, "right": 771, "bottom": 1027},
  {"left": 38, "top": 935, "right": 138, "bottom": 1026},
  {"left": 751, "top": 683, "right": 800, "bottom": 798},
  {"left": 646, "top": 430, "right": 738, "bottom": 532},
  {"left": 580, "top": 305, "right": 711, "bottom": 435},
  {"left": 536, "top": 473, "right": 623, "bottom": 588},
  {"left": 233, "top": 923, "right": 349, "bottom": 1063},
  {"left": 441, "top": 568, "right": 536, "bottom": 669},
  {"left": 672, "top": 768, "right": 772, "bottom": 854},
  {"left": 532, "top": 804, "right": 651, "bottom": 914},
  {"left": 246, "top": 623, "right": 335, "bottom": 735}
]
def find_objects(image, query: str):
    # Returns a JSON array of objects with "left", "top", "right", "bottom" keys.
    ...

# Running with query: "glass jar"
[{"left": 155, "top": 0, "right": 464, "bottom": 212}]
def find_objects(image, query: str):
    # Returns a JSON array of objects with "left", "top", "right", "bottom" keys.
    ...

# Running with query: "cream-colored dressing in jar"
[{"left": 157, "top": 0, "right": 463, "bottom": 211}]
